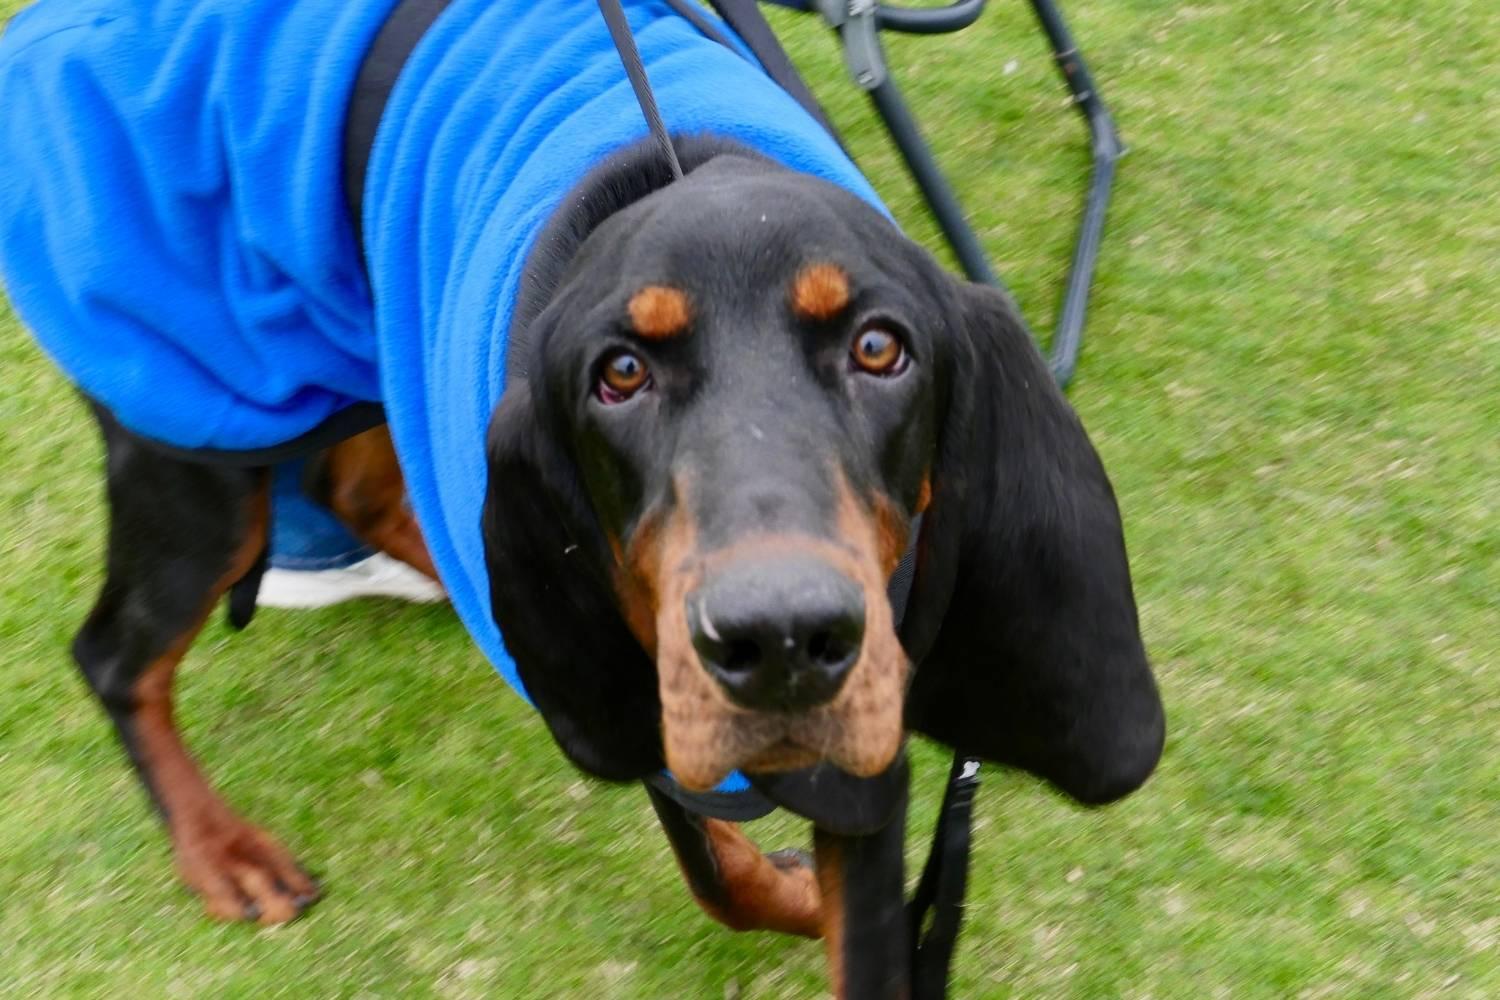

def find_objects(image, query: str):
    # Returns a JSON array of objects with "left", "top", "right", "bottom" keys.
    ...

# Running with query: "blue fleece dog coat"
[{"left": 0, "top": 0, "right": 883, "bottom": 790}]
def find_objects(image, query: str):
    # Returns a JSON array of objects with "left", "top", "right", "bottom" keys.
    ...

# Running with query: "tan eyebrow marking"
[
  {"left": 790, "top": 262, "right": 851, "bottom": 321},
  {"left": 627, "top": 285, "right": 693, "bottom": 340}
]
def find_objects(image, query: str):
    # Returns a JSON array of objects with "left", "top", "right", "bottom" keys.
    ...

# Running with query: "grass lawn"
[{"left": 2, "top": 0, "right": 1496, "bottom": 996}]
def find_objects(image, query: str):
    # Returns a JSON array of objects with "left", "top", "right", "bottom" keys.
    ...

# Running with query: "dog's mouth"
[
  {"left": 720, "top": 708, "right": 897, "bottom": 782},
  {"left": 620, "top": 480, "right": 910, "bottom": 792},
  {"left": 741, "top": 739, "right": 821, "bottom": 774}
]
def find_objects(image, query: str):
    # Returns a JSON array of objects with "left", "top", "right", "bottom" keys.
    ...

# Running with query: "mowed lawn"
[{"left": 2, "top": 0, "right": 1496, "bottom": 996}]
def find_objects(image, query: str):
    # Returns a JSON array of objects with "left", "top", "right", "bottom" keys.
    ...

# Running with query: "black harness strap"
[
  {"left": 343, "top": 0, "right": 455, "bottom": 251},
  {"left": 123, "top": 400, "right": 388, "bottom": 467}
]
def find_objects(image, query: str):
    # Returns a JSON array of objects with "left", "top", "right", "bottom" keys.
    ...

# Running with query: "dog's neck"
[{"left": 506, "top": 136, "right": 771, "bottom": 385}]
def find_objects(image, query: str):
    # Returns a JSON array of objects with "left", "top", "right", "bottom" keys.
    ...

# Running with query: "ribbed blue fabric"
[{"left": 0, "top": 0, "right": 396, "bottom": 450}]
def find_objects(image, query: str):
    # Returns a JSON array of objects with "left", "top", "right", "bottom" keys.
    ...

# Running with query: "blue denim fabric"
[{"left": 268, "top": 459, "right": 373, "bottom": 571}]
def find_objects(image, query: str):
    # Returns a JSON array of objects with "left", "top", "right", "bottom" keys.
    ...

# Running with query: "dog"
[{"left": 0, "top": 0, "right": 1163, "bottom": 993}]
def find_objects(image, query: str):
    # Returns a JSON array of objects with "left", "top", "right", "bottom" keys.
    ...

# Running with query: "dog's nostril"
[
  {"left": 806, "top": 630, "right": 852, "bottom": 669},
  {"left": 723, "top": 638, "right": 761, "bottom": 675}
]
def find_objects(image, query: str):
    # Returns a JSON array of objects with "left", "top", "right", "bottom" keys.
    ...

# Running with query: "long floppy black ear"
[
  {"left": 482, "top": 382, "right": 663, "bottom": 781},
  {"left": 902, "top": 282, "right": 1164, "bottom": 805}
]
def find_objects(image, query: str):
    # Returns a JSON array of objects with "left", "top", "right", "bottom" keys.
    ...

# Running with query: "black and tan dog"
[
  {"left": 75, "top": 146, "right": 1162, "bottom": 986},
  {"left": 7, "top": 2, "right": 1163, "bottom": 996}
]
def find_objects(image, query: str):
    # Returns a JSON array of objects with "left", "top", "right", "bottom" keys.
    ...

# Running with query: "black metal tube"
[
  {"left": 1047, "top": 125, "right": 1117, "bottom": 387},
  {"left": 866, "top": 69, "right": 1002, "bottom": 288},
  {"left": 757, "top": 0, "right": 1121, "bottom": 387},
  {"left": 1025, "top": 0, "right": 1122, "bottom": 386}
]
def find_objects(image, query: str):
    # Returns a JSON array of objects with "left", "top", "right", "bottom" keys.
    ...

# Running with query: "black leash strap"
[
  {"left": 908, "top": 753, "right": 982, "bottom": 999},
  {"left": 344, "top": 0, "right": 454, "bottom": 250},
  {"left": 596, "top": 0, "right": 685, "bottom": 180}
]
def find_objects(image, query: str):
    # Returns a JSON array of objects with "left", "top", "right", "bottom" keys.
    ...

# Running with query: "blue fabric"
[
  {"left": 0, "top": 0, "right": 393, "bottom": 451},
  {"left": 269, "top": 460, "right": 373, "bottom": 571},
  {"left": 0, "top": 0, "right": 883, "bottom": 795}
]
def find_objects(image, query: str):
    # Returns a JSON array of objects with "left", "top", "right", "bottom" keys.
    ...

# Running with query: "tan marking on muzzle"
[
  {"left": 628, "top": 285, "right": 693, "bottom": 339},
  {"left": 790, "top": 263, "right": 850, "bottom": 322},
  {"left": 870, "top": 490, "right": 910, "bottom": 580},
  {"left": 635, "top": 475, "right": 909, "bottom": 791},
  {"left": 613, "top": 518, "right": 662, "bottom": 655}
]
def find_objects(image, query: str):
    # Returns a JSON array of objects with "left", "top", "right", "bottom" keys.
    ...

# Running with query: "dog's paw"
[
  {"left": 758, "top": 847, "right": 821, "bottom": 939},
  {"left": 171, "top": 815, "right": 321, "bottom": 925}
]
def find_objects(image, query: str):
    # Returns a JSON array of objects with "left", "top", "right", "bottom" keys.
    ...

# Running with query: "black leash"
[
  {"left": 596, "top": 0, "right": 685, "bottom": 180},
  {"left": 598, "top": 0, "right": 842, "bottom": 183}
]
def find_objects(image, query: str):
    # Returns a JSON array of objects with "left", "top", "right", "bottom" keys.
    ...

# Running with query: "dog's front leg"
[
  {"left": 647, "top": 784, "right": 822, "bottom": 937},
  {"left": 814, "top": 789, "right": 911, "bottom": 1000}
]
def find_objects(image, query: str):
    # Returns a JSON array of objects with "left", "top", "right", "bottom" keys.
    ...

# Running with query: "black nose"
[{"left": 688, "top": 555, "right": 865, "bottom": 712}]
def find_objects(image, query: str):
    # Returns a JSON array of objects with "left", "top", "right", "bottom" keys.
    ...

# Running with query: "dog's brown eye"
[
  {"left": 598, "top": 350, "right": 650, "bottom": 402},
  {"left": 850, "top": 326, "right": 907, "bottom": 376}
]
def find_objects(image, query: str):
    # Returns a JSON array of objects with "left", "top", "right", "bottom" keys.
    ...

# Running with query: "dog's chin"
[{"left": 662, "top": 704, "right": 906, "bottom": 793}]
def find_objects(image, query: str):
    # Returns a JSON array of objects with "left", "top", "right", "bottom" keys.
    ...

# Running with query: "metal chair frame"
[{"left": 765, "top": 0, "right": 1122, "bottom": 388}]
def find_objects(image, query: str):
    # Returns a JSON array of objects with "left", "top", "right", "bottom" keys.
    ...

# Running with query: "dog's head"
[{"left": 484, "top": 152, "right": 1162, "bottom": 802}]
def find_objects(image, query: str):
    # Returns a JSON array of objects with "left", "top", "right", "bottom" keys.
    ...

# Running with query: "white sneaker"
[{"left": 256, "top": 553, "right": 447, "bottom": 609}]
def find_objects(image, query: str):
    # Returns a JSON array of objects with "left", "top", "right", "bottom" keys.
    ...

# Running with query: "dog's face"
[
  {"left": 485, "top": 152, "right": 1162, "bottom": 805},
  {"left": 530, "top": 160, "right": 950, "bottom": 788}
]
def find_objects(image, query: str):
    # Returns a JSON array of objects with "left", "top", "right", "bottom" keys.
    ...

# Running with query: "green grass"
[{"left": 3, "top": 0, "right": 1497, "bottom": 996}]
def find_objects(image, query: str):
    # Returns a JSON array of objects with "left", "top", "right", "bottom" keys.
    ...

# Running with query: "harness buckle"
[{"left": 816, "top": 0, "right": 887, "bottom": 90}]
